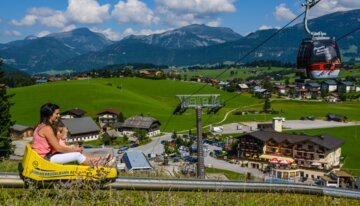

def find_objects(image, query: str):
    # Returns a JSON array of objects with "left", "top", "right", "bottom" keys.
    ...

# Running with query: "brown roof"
[
  {"left": 240, "top": 131, "right": 343, "bottom": 150},
  {"left": 115, "top": 116, "right": 160, "bottom": 129},
  {"left": 97, "top": 108, "right": 121, "bottom": 116},
  {"left": 334, "top": 171, "right": 353, "bottom": 178},
  {"left": 61, "top": 108, "right": 86, "bottom": 117}
]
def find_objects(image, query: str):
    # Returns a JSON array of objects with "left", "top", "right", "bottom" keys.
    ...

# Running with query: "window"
[
  {"left": 319, "top": 155, "right": 324, "bottom": 159},
  {"left": 308, "top": 145, "right": 313, "bottom": 150}
]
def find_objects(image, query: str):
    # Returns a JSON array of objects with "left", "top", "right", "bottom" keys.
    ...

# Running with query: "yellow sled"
[{"left": 19, "top": 144, "right": 117, "bottom": 182}]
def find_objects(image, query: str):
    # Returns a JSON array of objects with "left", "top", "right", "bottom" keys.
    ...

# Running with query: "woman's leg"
[{"left": 50, "top": 152, "right": 87, "bottom": 165}]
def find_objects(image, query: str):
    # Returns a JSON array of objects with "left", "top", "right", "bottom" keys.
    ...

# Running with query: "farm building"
[
  {"left": 61, "top": 108, "right": 86, "bottom": 119},
  {"left": 114, "top": 116, "right": 161, "bottom": 137},
  {"left": 97, "top": 108, "right": 121, "bottom": 124},
  {"left": 10, "top": 124, "right": 33, "bottom": 139},
  {"left": 59, "top": 117, "right": 100, "bottom": 142},
  {"left": 121, "top": 151, "right": 152, "bottom": 172}
]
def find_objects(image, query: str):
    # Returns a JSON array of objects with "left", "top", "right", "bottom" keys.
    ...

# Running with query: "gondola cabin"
[{"left": 297, "top": 38, "right": 341, "bottom": 79}]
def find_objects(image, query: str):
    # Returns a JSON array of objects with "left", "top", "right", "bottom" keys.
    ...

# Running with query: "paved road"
[{"left": 129, "top": 133, "right": 172, "bottom": 155}]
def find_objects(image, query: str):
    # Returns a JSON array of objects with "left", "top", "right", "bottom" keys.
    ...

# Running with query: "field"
[
  {"left": 9, "top": 78, "right": 360, "bottom": 132},
  {"left": 289, "top": 125, "right": 360, "bottom": 176},
  {"left": 224, "top": 100, "right": 360, "bottom": 124},
  {"left": 8, "top": 77, "right": 260, "bottom": 132},
  {"left": 180, "top": 67, "right": 294, "bottom": 81},
  {"left": 0, "top": 188, "right": 359, "bottom": 205}
]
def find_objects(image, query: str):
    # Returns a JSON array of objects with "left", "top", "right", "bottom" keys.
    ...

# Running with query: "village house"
[
  {"left": 236, "top": 130, "right": 344, "bottom": 181},
  {"left": 219, "top": 81, "right": 229, "bottom": 90},
  {"left": 237, "top": 84, "right": 249, "bottom": 92},
  {"left": 59, "top": 117, "right": 100, "bottom": 142},
  {"left": 114, "top": 116, "right": 161, "bottom": 137},
  {"left": 97, "top": 108, "right": 121, "bottom": 124},
  {"left": 10, "top": 124, "right": 33, "bottom": 139},
  {"left": 338, "top": 81, "right": 355, "bottom": 94},
  {"left": 60, "top": 108, "right": 86, "bottom": 119},
  {"left": 140, "top": 69, "right": 162, "bottom": 77},
  {"left": 322, "top": 80, "right": 338, "bottom": 93},
  {"left": 319, "top": 171, "right": 355, "bottom": 188},
  {"left": 274, "top": 85, "right": 286, "bottom": 95},
  {"left": 253, "top": 86, "right": 269, "bottom": 98},
  {"left": 121, "top": 151, "right": 152, "bottom": 172}
]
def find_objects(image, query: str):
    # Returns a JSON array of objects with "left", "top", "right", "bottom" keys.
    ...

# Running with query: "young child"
[{"left": 55, "top": 126, "right": 115, "bottom": 167}]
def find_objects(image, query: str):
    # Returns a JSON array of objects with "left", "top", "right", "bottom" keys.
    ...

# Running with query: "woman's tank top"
[{"left": 32, "top": 125, "right": 54, "bottom": 157}]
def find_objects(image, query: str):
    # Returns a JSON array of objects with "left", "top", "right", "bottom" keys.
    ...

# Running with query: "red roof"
[{"left": 97, "top": 109, "right": 121, "bottom": 116}]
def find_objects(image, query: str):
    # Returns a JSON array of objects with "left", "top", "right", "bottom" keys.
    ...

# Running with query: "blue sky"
[{"left": 0, "top": 0, "right": 359, "bottom": 43}]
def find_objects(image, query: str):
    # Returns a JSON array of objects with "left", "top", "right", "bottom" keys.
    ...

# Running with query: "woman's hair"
[{"left": 39, "top": 103, "right": 60, "bottom": 125}]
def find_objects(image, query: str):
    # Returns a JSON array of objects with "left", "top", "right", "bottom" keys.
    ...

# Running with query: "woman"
[{"left": 32, "top": 103, "right": 114, "bottom": 166}]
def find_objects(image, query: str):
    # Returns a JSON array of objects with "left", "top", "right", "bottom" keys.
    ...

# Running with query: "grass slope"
[
  {"left": 289, "top": 126, "right": 360, "bottom": 176},
  {"left": 9, "top": 77, "right": 259, "bottom": 131},
  {"left": 227, "top": 100, "right": 360, "bottom": 123},
  {"left": 181, "top": 67, "right": 293, "bottom": 81}
]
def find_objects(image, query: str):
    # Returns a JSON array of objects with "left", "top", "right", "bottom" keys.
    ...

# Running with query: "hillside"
[
  {"left": 9, "top": 78, "right": 360, "bottom": 132},
  {"left": 123, "top": 24, "right": 242, "bottom": 49},
  {"left": 8, "top": 78, "right": 259, "bottom": 131}
]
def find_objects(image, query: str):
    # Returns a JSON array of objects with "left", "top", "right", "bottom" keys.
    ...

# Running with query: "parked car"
[
  {"left": 213, "top": 150, "right": 222, "bottom": 156},
  {"left": 130, "top": 143, "right": 138, "bottom": 148},
  {"left": 307, "top": 115, "right": 315, "bottom": 121},
  {"left": 119, "top": 145, "right": 128, "bottom": 150}
]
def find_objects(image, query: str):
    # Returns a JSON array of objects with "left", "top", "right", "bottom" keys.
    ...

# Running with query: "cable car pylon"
[{"left": 174, "top": 94, "right": 224, "bottom": 179}]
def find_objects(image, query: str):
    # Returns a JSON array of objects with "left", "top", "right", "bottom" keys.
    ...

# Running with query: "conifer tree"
[{"left": 0, "top": 60, "right": 15, "bottom": 160}]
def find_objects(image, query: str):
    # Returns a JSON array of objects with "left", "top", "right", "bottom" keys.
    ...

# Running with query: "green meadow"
[
  {"left": 9, "top": 78, "right": 360, "bottom": 132},
  {"left": 224, "top": 100, "right": 360, "bottom": 124},
  {"left": 289, "top": 126, "right": 360, "bottom": 176},
  {"left": 180, "top": 67, "right": 294, "bottom": 81},
  {"left": 8, "top": 77, "right": 259, "bottom": 131}
]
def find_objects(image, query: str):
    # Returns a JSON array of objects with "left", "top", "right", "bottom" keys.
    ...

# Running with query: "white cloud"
[
  {"left": 63, "top": 24, "right": 77, "bottom": 32},
  {"left": 91, "top": 27, "right": 121, "bottom": 40},
  {"left": 274, "top": 3, "right": 296, "bottom": 21},
  {"left": 258, "top": 25, "right": 281, "bottom": 30},
  {"left": 155, "top": 0, "right": 234, "bottom": 27},
  {"left": 37, "top": 30, "right": 50, "bottom": 37},
  {"left": 112, "top": 0, "right": 159, "bottom": 25},
  {"left": 120, "top": 27, "right": 167, "bottom": 38},
  {"left": 11, "top": 7, "right": 68, "bottom": 28},
  {"left": 155, "top": 0, "right": 236, "bottom": 14},
  {"left": 11, "top": 14, "right": 38, "bottom": 26},
  {"left": 309, "top": 0, "right": 360, "bottom": 17},
  {"left": 4, "top": 30, "right": 22, "bottom": 37},
  {"left": 207, "top": 19, "right": 222, "bottom": 27},
  {"left": 40, "top": 11, "right": 67, "bottom": 28},
  {"left": 258, "top": 25, "right": 273, "bottom": 30},
  {"left": 66, "top": 0, "right": 110, "bottom": 24}
]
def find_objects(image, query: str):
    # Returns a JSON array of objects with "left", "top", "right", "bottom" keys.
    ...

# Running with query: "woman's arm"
[{"left": 40, "top": 126, "right": 82, "bottom": 153}]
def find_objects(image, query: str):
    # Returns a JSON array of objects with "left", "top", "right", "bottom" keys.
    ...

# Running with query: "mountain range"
[{"left": 0, "top": 9, "right": 359, "bottom": 74}]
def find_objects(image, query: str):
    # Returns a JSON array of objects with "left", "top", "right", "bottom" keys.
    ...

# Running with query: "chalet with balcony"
[
  {"left": 97, "top": 108, "right": 121, "bottom": 124},
  {"left": 114, "top": 116, "right": 161, "bottom": 137},
  {"left": 236, "top": 131, "right": 344, "bottom": 180},
  {"left": 61, "top": 108, "right": 86, "bottom": 119}
]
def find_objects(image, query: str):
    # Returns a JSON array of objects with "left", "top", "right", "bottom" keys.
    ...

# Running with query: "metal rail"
[{"left": 1, "top": 173, "right": 360, "bottom": 199}]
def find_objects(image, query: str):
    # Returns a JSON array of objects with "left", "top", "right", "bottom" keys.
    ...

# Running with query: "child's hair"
[{"left": 55, "top": 126, "right": 68, "bottom": 140}]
